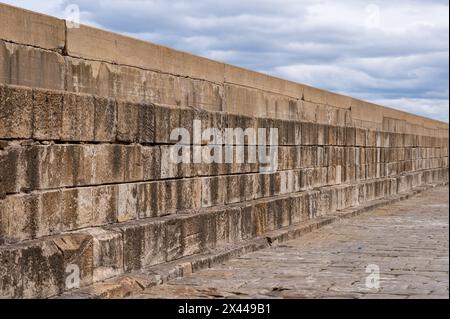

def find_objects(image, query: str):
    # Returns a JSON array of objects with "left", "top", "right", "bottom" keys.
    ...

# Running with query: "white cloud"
[{"left": 373, "top": 98, "right": 449, "bottom": 122}]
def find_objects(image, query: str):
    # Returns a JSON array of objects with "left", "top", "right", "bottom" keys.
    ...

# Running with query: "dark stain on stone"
[
  {"left": 112, "top": 144, "right": 123, "bottom": 180},
  {"left": 123, "top": 226, "right": 144, "bottom": 272},
  {"left": 25, "top": 146, "right": 41, "bottom": 191}
]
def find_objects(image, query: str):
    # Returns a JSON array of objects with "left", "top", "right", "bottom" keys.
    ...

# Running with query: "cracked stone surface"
[{"left": 132, "top": 186, "right": 449, "bottom": 299}]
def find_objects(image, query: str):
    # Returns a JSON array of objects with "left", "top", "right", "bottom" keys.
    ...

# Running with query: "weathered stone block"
[
  {"left": 317, "top": 124, "right": 329, "bottom": 145},
  {"left": 154, "top": 105, "right": 171, "bottom": 143},
  {"left": 301, "top": 122, "right": 318, "bottom": 145},
  {"left": 355, "top": 128, "right": 366, "bottom": 146},
  {"left": 81, "top": 228, "right": 123, "bottom": 283},
  {"left": 117, "top": 101, "right": 139, "bottom": 142},
  {"left": 252, "top": 202, "right": 269, "bottom": 236},
  {"left": 61, "top": 93, "right": 95, "bottom": 141},
  {"left": 0, "top": 85, "right": 33, "bottom": 138},
  {"left": 138, "top": 103, "right": 155, "bottom": 143},
  {"left": 3, "top": 41, "right": 65, "bottom": 91},
  {"left": 304, "top": 191, "right": 319, "bottom": 219},
  {"left": 240, "top": 205, "right": 255, "bottom": 239},
  {"left": 226, "top": 175, "right": 243, "bottom": 204},
  {"left": 141, "top": 146, "right": 161, "bottom": 180},
  {"left": 160, "top": 145, "right": 179, "bottom": 179},
  {"left": 117, "top": 184, "right": 138, "bottom": 223},
  {"left": 52, "top": 233, "right": 94, "bottom": 289},
  {"left": 123, "top": 145, "right": 144, "bottom": 182},
  {"left": 136, "top": 183, "right": 153, "bottom": 219},
  {"left": 155, "top": 181, "right": 177, "bottom": 216},
  {"left": 255, "top": 173, "right": 271, "bottom": 199},
  {"left": 270, "top": 172, "right": 281, "bottom": 196},
  {"left": 176, "top": 178, "right": 202, "bottom": 211},
  {"left": 94, "top": 97, "right": 117, "bottom": 142},
  {"left": 345, "top": 127, "right": 356, "bottom": 146},
  {"left": 92, "top": 185, "right": 118, "bottom": 225},
  {"left": 0, "top": 241, "right": 64, "bottom": 299},
  {"left": 1, "top": 194, "right": 40, "bottom": 243},
  {"left": 318, "top": 189, "right": 332, "bottom": 216},
  {"left": 93, "top": 144, "right": 124, "bottom": 184},
  {"left": 118, "top": 220, "right": 166, "bottom": 272},
  {"left": 202, "top": 176, "right": 226, "bottom": 207},
  {"left": 38, "top": 190, "right": 62, "bottom": 238},
  {"left": 32, "top": 89, "right": 63, "bottom": 140},
  {"left": 290, "top": 193, "right": 305, "bottom": 224},
  {"left": 61, "top": 188, "right": 93, "bottom": 232},
  {"left": 167, "top": 214, "right": 216, "bottom": 260},
  {"left": 0, "top": 145, "right": 21, "bottom": 196},
  {"left": 336, "top": 126, "right": 346, "bottom": 146}
]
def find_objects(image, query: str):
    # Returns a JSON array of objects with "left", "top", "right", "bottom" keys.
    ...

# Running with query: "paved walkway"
[{"left": 134, "top": 186, "right": 449, "bottom": 299}]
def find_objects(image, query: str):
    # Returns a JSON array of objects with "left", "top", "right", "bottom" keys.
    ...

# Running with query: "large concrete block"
[
  {"left": 0, "top": 3, "right": 65, "bottom": 50},
  {"left": 303, "top": 85, "right": 327, "bottom": 105},
  {"left": 224, "top": 84, "right": 267, "bottom": 117},
  {"left": 224, "top": 64, "right": 302, "bottom": 99},
  {"left": 300, "top": 101, "right": 319, "bottom": 123},
  {"left": 66, "top": 24, "right": 225, "bottom": 83},
  {"left": 345, "top": 127, "right": 356, "bottom": 146},
  {"left": 1, "top": 41, "right": 65, "bottom": 90},
  {"left": 317, "top": 189, "right": 333, "bottom": 216},
  {"left": 160, "top": 145, "right": 179, "bottom": 179}
]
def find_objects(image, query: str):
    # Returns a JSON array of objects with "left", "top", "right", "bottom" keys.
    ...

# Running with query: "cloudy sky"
[{"left": 2, "top": 0, "right": 449, "bottom": 122}]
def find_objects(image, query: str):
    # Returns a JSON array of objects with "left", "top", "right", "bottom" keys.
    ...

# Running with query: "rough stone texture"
[
  {"left": 0, "top": 3, "right": 449, "bottom": 298},
  {"left": 133, "top": 186, "right": 449, "bottom": 299}
]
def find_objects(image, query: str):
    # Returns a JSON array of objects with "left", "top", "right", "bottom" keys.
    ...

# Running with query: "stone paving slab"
[{"left": 133, "top": 186, "right": 449, "bottom": 299}]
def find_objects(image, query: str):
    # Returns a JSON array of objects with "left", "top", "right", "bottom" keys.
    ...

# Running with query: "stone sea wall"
[{"left": 0, "top": 3, "right": 448, "bottom": 298}]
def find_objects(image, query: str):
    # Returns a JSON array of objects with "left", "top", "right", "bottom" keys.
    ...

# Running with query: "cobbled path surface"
[{"left": 133, "top": 186, "right": 449, "bottom": 299}]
